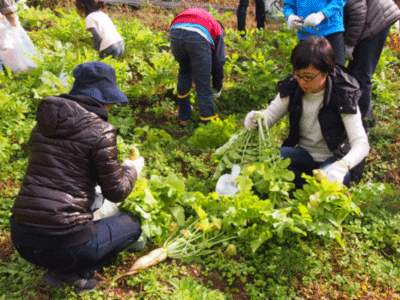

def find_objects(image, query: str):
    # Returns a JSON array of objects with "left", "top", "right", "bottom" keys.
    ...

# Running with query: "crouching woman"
[
  {"left": 10, "top": 62, "right": 145, "bottom": 293},
  {"left": 245, "top": 37, "right": 369, "bottom": 188}
]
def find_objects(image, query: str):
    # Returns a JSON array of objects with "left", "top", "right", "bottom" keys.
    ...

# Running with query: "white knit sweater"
[{"left": 261, "top": 91, "right": 369, "bottom": 169}]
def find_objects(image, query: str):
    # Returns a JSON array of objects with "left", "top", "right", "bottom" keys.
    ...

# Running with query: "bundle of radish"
[
  {"left": 212, "top": 114, "right": 295, "bottom": 201},
  {"left": 212, "top": 114, "right": 277, "bottom": 180},
  {"left": 113, "top": 218, "right": 234, "bottom": 282}
]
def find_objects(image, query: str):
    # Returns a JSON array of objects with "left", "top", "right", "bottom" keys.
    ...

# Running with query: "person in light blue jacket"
[{"left": 283, "top": 0, "right": 346, "bottom": 66}]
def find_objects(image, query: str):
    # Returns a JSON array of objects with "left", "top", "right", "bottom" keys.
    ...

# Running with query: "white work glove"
[
  {"left": 244, "top": 110, "right": 268, "bottom": 130},
  {"left": 287, "top": 14, "right": 303, "bottom": 30},
  {"left": 345, "top": 45, "right": 354, "bottom": 61},
  {"left": 244, "top": 110, "right": 259, "bottom": 130},
  {"left": 123, "top": 157, "right": 145, "bottom": 176},
  {"left": 303, "top": 12, "right": 325, "bottom": 28},
  {"left": 213, "top": 90, "right": 221, "bottom": 98},
  {"left": 323, "top": 161, "right": 349, "bottom": 184}
]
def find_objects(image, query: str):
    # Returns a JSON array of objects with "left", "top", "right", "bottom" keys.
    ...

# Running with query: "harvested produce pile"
[
  {"left": 212, "top": 115, "right": 295, "bottom": 200},
  {"left": 212, "top": 115, "right": 279, "bottom": 180}
]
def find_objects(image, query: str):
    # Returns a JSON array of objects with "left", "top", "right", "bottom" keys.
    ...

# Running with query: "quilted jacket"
[
  {"left": 11, "top": 94, "right": 137, "bottom": 248},
  {"left": 344, "top": 0, "right": 400, "bottom": 46}
]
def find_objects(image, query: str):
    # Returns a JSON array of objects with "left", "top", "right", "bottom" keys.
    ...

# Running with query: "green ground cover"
[{"left": 1, "top": 2, "right": 400, "bottom": 299}]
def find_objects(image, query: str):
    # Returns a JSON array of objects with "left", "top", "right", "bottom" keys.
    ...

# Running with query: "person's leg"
[
  {"left": 255, "top": 0, "right": 266, "bottom": 29},
  {"left": 325, "top": 32, "right": 345, "bottom": 66},
  {"left": 185, "top": 31, "right": 216, "bottom": 124},
  {"left": 347, "top": 25, "right": 391, "bottom": 129},
  {"left": 69, "top": 213, "right": 142, "bottom": 279},
  {"left": 25, "top": 213, "right": 141, "bottom": 280},
  {"left": 170, "top": 29, "right": 193, "bottom": 123},
  {"left": 237, "top": 0, "right": 249, "bottom": 35},
  {"left": 13, "top": 243, "right": 99, "bottom": 293},
  {"left": 279, "top": 147, "right": 319, "bottom": 189}
]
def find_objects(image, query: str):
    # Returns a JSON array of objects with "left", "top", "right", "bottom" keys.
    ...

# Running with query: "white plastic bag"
[
  {"left": 0, "top": 18, "right": 37, "bottom": 73},
  {"left": 93, "top": 199, "right": 121, "bottom": 220},
  {"left": 215, "top": 165, "right": 241, "bottom": 196},
  {"left": 92, "top": 186, "right": 121, "bottom": 220}
]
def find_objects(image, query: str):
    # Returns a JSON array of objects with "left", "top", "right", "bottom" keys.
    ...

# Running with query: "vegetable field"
[{"left": 1, "top": 1, "right": 400, "bottom": 299}]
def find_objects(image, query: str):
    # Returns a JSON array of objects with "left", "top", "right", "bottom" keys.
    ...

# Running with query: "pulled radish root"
[
  {"left": 113, "top": 248, "right": 168, "bottom": 282},
  {"left": 113, "top": 218, "right": 234, "bottom": 283},
  {"left": 129, "top": 147, "right": 141, "bottom": 160}
]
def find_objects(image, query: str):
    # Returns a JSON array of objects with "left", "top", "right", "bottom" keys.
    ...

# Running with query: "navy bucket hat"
[{"left": 69, "top": 61, "right": 128, "bottom": 104}]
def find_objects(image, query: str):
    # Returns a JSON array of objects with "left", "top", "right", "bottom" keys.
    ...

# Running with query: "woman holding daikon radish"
[
  {"left": 10, "top": 62, "right": 146, "bottom": 294},
  {"left": 244, "top": 37, "right": 369, "bottom": 189}
]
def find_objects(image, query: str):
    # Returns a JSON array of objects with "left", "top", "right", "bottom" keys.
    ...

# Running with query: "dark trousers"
[
  {"left": 170, "top": 29, "right": 216, "bottom": 121},
  {"left": 237, "top": 0, "right": 266, "bottom": 33},
  {"left": 13, "top": 213, "right": 141, "bottom": 279},
  {"left": 279, "top": 146, "right": 351, "bottom": 189},
  {"left": 346, "top": 25, "right": 391, "bottom": 128},
  {"left": 325, "top": 32, "right": 345, "bottom": 67}
]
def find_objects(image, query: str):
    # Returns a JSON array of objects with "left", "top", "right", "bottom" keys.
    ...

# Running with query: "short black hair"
[
  {"left": 75, "top": 0, "right": 104, "bottom": 17},
  {"left": 290, "top": 37, "right": 336, "bottom": 74}
]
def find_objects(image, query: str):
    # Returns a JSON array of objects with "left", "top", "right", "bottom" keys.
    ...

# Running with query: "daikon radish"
[
  {"left": 113, "top": 248, "right": 167, "bottom": 281},
  {"left": 129, "top": 147, "right": 140, "bottom": 160},
  {"left": 112, "top": 218, "right": 234, "bottom": 283}
]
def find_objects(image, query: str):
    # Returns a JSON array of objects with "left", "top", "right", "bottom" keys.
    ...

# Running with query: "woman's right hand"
[
  {"left": 124, "top": 157, "right": 145, "bottom": 176},
  {"left": 287, "top": 15, "right": 303, "bottom": 30},
  {"left": 244, "top": 110, "right": 259, "bottom": 130}
]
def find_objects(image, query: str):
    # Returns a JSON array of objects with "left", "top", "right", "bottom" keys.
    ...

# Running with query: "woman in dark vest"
[{"left": 244, "top": 37, "right": 369, "bottom": 188}]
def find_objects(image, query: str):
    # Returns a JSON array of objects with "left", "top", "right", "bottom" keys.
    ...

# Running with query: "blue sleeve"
[
  {"left": 283, "top": 0, "right": 297, "bottom": 19},
  {"left": 320, "top": 0, "right": 347, "bottom": 19},
  {"left": 88, "top": 27, "right": 102, "bottom": 51},
  {"left": 211, "top": 32, "right": 226, "bottom": 91}
]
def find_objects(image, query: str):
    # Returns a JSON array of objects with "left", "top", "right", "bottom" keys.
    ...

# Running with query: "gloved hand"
[
  {"left": 244, "top": 110, "right": 259, "bottom": 130},
  {"left": 303, "top": 12, "right": 325, "bottom": 28},
  {"left": 323, "top": 161, "right": 349, "bottom": 183},
  {"left": 244, "top": 110, "right": 268, "bottom": 130},
  {"left": 287, "top": 14, "right": 303, "bottom": 30},
  {"left": 345, "top": 45, "right": 355, "bottom": 61},
  {"left": 124, "top": 157, "right": 145, "bottom": 176},
  {"left": 213, "top": 90, "right": 221, "bottom": 98}
]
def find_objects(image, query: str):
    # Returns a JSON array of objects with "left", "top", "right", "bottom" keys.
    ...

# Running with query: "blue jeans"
[
  {"left": 237, "top": 0, "right": 266, "bottom": 33},
  {"left": 13, "top": 213, "right": 141, "bottom": 279},
  {"left": 279, "top": 147, "right": 351, "bottom": 189},
  {"left": 170, "top": 29, "right": 216, "bottom": 121},
  {"left": 99, "top": 42, "right": 125, "bottom": 60},
  {"left": 346, "top": 24, "right": 391, "bottom": 129}
]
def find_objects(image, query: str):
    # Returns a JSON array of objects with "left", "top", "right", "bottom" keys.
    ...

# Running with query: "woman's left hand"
[
  {"left": 324, "top": 161, "right": 348, "bottom": 183},
  {"left": 303, "top": 12, "right": 325, "bottom": 27}
]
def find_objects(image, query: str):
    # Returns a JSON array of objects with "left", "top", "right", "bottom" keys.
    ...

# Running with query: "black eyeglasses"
[{"left": 293, "top": 72, "right": 321, "bottom": 83}]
